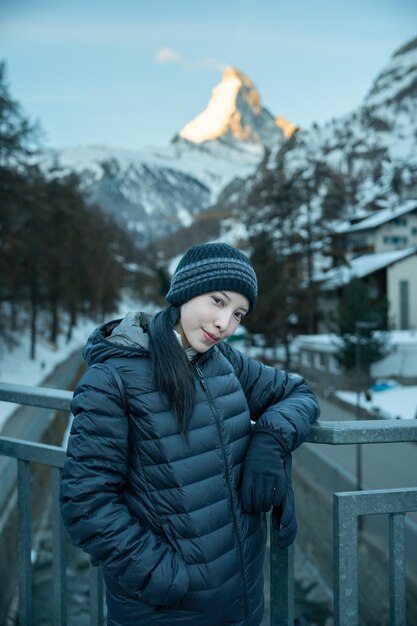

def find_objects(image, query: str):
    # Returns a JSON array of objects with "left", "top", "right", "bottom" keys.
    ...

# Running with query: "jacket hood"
[{"left": 82, "top": 311, "right": 152, "bottom": 366}]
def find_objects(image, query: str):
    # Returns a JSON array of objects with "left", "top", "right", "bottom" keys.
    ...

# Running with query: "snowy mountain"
[
  {"left": 219, "top": 36, "right": 417, "bottom": 254},
  {"left": 47, "top": 142, "right": 257, "bottom": 242},
  {"left": 180, "top": 66, "right": 289, "bottom": 146},
  {"left": 48, "top": 67, "right": 291, "bottom": 244}
]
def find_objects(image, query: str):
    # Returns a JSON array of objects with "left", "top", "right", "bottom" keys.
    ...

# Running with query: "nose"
[{"left": 214, "top": 309, "right": 233, "bottom": 332}]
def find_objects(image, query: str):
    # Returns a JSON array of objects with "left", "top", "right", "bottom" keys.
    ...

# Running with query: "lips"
[{"left": 202, "top": 329, "right": 221, "bottom": 343}]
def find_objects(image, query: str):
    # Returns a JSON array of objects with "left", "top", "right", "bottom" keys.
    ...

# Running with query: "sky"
[{"left": 0, "top": 0, "right": 416, "bottom": 151}]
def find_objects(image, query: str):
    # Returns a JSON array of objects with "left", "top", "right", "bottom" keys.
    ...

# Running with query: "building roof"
[
  {"left": 297, "top": 330, "right": 417, "bottom": 350},
  {"left": 314, "top": 247, "right": 417, "bottom": 291},
  {"left": 333, "top": 199, "right": 417, "bottom": 235}
]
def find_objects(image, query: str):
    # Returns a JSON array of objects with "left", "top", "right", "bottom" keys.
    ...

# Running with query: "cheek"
[
  {"left": 224, "top": 319, "right": 240, "bottom": 338},
  {"left": 181, "top": 307, "right": 207, "bottom": 332},
  {"left": 182, "top": 312, "right": 196, "bottom": 334}
]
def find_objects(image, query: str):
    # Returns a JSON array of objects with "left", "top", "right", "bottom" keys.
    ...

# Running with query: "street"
[{"left": 314, "top": 394, "right": 417, "bottom": 492}]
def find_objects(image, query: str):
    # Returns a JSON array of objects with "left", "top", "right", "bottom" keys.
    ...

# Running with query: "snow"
[
  {"left": 335, "top": 386, "right": 417, "bottom": 420},
  {"left": 177, "top": 207, "right": 193, "bottom": 227},
  {"left": 334, "top": 200, "right": 417, "bottom": 234},
  {"left": 372, "top": 332, "right": 417, "bottom": 379},
  {"left": 364, "top": 44, "right": 417, "bottom": 109},
  {"left": 48, "top": 135, "right": 262, "bottom": 206},
  {"left": 0, "top": 317, "right": 96, "bottom": 432},
  {"left": 180, "top": 68, "right": 242, "bottom": 143},
  {"left": 314, "top": 247, "right": 417, "bottom": 290},
  {"left": 296, "top": 330, "right": 417, "bottom": 419},
  {"left": 295, "top": 333, "right": 342, "bottom": 352},
  {"left": 0, "top": 295, "right": 144, "bottom": 433},
  {"left": 179, "top": 65, "right": 285, "bottom": 147}
]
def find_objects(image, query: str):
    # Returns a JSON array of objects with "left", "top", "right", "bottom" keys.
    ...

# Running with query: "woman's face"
[{"left": 175, "top": 291, "right": 250, "bottom": 352}]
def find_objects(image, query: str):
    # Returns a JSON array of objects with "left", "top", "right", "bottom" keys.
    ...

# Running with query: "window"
[
  {"left": 393, "top": 217, "right": 407, "bottom": 226},
  {"left": 383, "top": 236, "right": 408, "bottom": 245},
  {"left": 315, "top": 352, "right": 327, "bottom": 370},
  {"left": 301, "top": 351, "right": 313, "bottom": 367},
  {"left": 329, "top": 356, "right": 342, "bottom": 373}
]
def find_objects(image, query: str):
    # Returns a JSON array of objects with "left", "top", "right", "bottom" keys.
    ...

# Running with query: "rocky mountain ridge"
[{"left": 179, "top": 66, "right": 292, "bottom": 146}]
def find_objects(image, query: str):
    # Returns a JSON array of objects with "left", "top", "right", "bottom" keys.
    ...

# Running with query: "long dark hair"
[{"left": 148, "top": 306, "right": 196, "bottom": 432}]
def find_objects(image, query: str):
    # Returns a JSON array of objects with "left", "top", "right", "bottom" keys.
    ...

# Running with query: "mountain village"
[
  {"left": 44, "top": 36, "right": 417, "bottom": 412},
  {"left": 1, "top": 24, "right": 417, "bottom": 626}
]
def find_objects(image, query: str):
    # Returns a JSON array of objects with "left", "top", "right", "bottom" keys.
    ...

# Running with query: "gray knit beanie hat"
[{"left": 166, "top": 242, "right": 258, "bottom": 311}]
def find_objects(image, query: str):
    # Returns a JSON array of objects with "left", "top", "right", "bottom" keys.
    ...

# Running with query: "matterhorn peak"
[{"left": 179, "top": 66, "right": 294, "bottom": 147}]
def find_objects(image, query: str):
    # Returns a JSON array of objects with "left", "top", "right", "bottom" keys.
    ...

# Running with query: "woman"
[{"left": 60, "top": 242, "right": 320, "bottom": 626}]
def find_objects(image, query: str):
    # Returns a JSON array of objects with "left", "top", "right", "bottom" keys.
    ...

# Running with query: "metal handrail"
[
  {"left": 2, "top": 381, "right": 417, "bottom": 444},
  {"left": 0, "top": 382, "right": 416, "bottom": 625}
]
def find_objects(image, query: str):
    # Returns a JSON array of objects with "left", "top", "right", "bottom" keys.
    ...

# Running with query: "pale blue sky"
[{"left": 1, "top": 0, "right": 416, "bottom": 150}]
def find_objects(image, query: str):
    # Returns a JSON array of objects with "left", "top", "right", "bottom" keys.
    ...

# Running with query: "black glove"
[
  {"left": 241, "top": 432, "right": 287, "bottom": 513},
  {"left": 272, "top": 483, "right": 297, "bottom": 548}
]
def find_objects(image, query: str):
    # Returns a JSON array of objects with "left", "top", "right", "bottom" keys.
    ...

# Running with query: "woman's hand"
[{"left": 241, "top": 432, "right": 286, "bottom": 513}]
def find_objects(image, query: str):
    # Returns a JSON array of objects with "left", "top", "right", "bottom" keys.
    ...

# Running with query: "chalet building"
[
  {"left": 314, "top": 200, "right": 417, "bottom": 333},
  {"left": 331, "top": 200, "right": 417, "bottom": 260},
  {"left": 314, "top": 246, "right": 417, "bottom": 332},
  {"left": 299, "top": 200, "right": 417, "bottom": 389},
  {"left": 296, "top": 330, "right": 417, "bottom": 391}
]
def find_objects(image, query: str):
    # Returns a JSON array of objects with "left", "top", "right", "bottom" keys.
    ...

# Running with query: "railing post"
[
  {"left": 333, "top": 493, "right": 358, "bottom": 626},
  {"left": 334, "top": 489, "right": 417, "bottom": 625},
  {"left": 389, "top": 513, "right": 406, "bottom": 625},
  {"left": 17, "top": 459, "right": 33, "bottom": 625},
  {"left": 52, "top": 466, "right": 67, "bottom": 626},
  {"left": 270, "top": 526, "right": 294, "bottom": 626},
  {"left": 90, "top": 564, "right": 104, "bottom": 626}
]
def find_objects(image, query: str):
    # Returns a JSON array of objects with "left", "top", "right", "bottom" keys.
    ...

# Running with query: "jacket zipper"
[{"left": 195, "top": 363, "right": 250, "bottom": 625}]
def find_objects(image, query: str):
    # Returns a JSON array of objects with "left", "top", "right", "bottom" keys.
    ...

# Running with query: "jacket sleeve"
[
  {"left": 218, "top": 342, "right": 320, "bottom": 453},
  {"left": 60, "top": 364, "right": 190, "bottom": 605}
]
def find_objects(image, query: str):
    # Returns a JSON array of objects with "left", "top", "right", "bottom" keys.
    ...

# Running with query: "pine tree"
[
  {"left": 329, "top": 277, "right": 390, "bottom": 387},
  {"left": 0, "top": 62, "right": 138, "bottom": 355},
  {"left": 0, "top": 61, "right": 40, "bottom": 167}
]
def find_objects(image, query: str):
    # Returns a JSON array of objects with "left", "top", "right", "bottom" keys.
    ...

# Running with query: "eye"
[
  {"left": 211, "top": 295, "right": 224, "bottom": 306},
  {"left": 233, "top": 311, "right": 244, "bottom": 322}
]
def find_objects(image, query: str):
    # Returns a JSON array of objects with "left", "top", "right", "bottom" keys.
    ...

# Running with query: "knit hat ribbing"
[{"left": 166, "top": 243, "right": 258, "bottom": 311}]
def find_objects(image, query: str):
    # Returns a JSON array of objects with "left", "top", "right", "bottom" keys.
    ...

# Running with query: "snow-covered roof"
[
  {"left": 295, "top": 334, "right": 342, "bottom": 352},
  {"left": 314, "top": 247, "right": 417, "bottom": 290},
  {"left": 334, "top": 199, "right": 417, "bottom": 235},
  {"left": 298, "top": 329, "right": 417, "bottom": 349}
]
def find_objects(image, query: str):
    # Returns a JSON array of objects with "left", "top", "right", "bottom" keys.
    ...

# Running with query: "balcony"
[{"left": 0, "top": 381, "right": 416, "bottom": 625}]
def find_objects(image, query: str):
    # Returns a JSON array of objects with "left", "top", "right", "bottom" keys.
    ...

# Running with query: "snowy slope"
[
  {"left": 219, "top": 36, "right": 417, "bottom": 253},
  {"left": 284, "top": 37, "right": 417, "bottom": 212}
]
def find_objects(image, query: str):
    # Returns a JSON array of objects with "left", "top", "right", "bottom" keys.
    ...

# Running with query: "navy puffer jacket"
[{"left": 60, "top": 313, "right": 320, "bottom": 626}]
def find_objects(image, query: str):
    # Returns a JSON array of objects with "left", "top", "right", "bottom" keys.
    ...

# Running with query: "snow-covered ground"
[
  {"left": 0, "top": 295, "right": 148, "bottom": 433},
  {"left": 335, "top": 386, "right": 417, "bottom": 420},
  {"left": 0, "top": 318, "right": 95, "bottom": 433}
]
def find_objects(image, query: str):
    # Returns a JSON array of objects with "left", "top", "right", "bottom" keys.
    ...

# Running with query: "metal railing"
[
  {"left": 0, "top": 435, "right": 104, "bottom": 626},
  {"left": 0, "top": 381, "right": 417, "bottom": 626}
]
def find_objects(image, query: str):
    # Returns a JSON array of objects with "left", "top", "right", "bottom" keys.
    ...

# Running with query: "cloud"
[
  {"left": 196, "top": 57, "right": 227, "bottom": 72},
  {"left": 154, "top": 47, "right": 183, "bottom": 64},
  {"left": 153, "top": 49, "right": 226, "bottom": 73}
]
